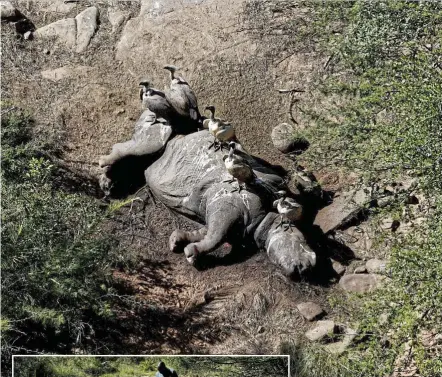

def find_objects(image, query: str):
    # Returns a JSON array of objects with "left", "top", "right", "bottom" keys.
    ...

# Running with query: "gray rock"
[
  {"left": 376, "top": 195, "right": 394, "bottom": 208},
  {"left": 331, "top": 260, "right": 346, "bottom": 276},
  {"left": 34, "top": 18, "right": 77, "bottom": 48},
  {"left": 24, "top": 30, "right": 32, "bottom": 40},
  {"left": 1, "top": 1, "right": 17, "bottom": 20},
  {"left": 108, "top": 9, "right": 128, "bottom": 32},
  {"left": 380, "top": 218, "right": 400, "bottom": 232},
  {"left": 271, "top": 123, "right": 297, "bottom": 154},
  {"left": 366, "top": 259, "right": 387, "bottom": 274},
  {"left": 296, "top": 301, "right": 325, "bottom": 321},
  {"left": 314, "top": 189, "right": 370, "bottom": 234},
  {"left": 324, "top": 326, "right": 357, "bottom": 355},
  {"left": 305, "top": 320, "right": 336, "bottom": 342},
  {"left": 75, "top": 7, "right": 99, "bottom": 53},
  {"left": 339, "top": 274, "right": 384, "bottom": 293},
  {"left": 292, "top": 170, "right": 321, "bottom": 196},
  {"left": 354, "top": 266, "right": 367, "bottom": 274}
]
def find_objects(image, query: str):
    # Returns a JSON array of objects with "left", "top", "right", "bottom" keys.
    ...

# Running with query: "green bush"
[
  {"left": 1, "top": 109, "right": 125, "bottom": 371},
  {"left": 244, "top": 1, "right": 442, "bottom": 376},
  {"left": 300, "top": 1, "right": 442, "bottom": 191}
]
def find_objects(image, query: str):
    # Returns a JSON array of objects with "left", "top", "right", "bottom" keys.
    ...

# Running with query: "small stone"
[
  {"left": 376, "top": 196, "right": 394, "bottom": 208},
  {"left": 75, "top": 7, "right": 99, "bottom": 53},
  {"left": 257, "top": 326, "right": 265, "bottom": 334},
  {"left": 339, "top": 274, "right": 384, "bottom": 293},
  {"left": 43, "top": 48, "right": 50, "bottom": 55},
  {"left": 23, "top": 30, "right": 32, "bottom": 40},
  {"left": 379, "top": 312, "right": 389, "bottom": 325},
  {"left": 354, "top": 266, "right": 367, "bottom": 274},
  {"left": 41, "top": 67, "right": 71, "bottom": 81},
  {"left": 108, "top": 9, "right": 128, "bottom": 32},
  {"left": 332, "top": 260, "right": 346, "bottom": 276},
  {"left": 305, "top": 320, "right": 336, "bottom": 342},
  {"left": 366, "top": 259, "right": 387, "bottom": 274},
  {"left": 406, "top": 194, "right": 419, "bottom": 205},
  {"left": 380, "top": 218, "right": 400, "bottom": 232},
  {"left": 324, "top": 326, "right": 357, "bottom": 355},
  {"left": 114, "top": 108, "right": 125, "bottom": 115},
  {"left": 296, "top": 301, "right": 325, "bottom": 321},
  {"left": 271, "top": 123, "right": 308, "bottom": 154}
]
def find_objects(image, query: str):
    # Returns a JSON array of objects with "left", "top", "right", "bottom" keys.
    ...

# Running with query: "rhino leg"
[
  {"left": 183, "top": 203, "right": 241, "bottom": 265},
  {"left": 169, "top": 228, "right": 208, "bottom": 253},
  {"left": 99, "top": 140, "right": 145, "bottom": 168}
]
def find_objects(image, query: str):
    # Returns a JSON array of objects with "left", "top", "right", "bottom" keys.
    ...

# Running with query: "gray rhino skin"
[{"left": 100, "top": 110, "right": 316, "bottom": 277}]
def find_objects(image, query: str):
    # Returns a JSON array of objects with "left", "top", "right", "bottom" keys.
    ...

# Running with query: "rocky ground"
[{"left": 1, "top": 0, "right": 431, "bottom": 359}]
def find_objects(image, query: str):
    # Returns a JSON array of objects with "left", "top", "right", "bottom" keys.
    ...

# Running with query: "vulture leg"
[{"left": 275, "top": 215, "right": 285, "bottom": 229}]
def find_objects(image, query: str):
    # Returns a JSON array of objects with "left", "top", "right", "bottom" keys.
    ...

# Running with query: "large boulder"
[
  {"left": 34, "top": 18, "right": 77, "bottom": 48},
  {"left": 314, "top": 189, "right": 371, "bottom": 234}
]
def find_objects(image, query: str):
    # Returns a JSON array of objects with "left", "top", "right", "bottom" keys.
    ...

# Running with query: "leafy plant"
[
  {"left": 1, "top": 109, "right": 126, "bottom": 372},
  {"left": 244, "top": 1, "right": 442, "bottom": 376}
]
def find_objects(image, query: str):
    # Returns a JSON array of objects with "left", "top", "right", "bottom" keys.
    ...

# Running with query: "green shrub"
[
  {"left": 245, "top": 1, "right": 442, "bottom": 375},
  {"left": 300, "top": 1, "right": 442, "bottom": 192},
  {"left": 1, "top": 109, "right": 125, "bottom": 371}
]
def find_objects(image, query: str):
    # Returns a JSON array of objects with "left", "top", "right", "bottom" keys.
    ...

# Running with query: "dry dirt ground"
[{"left": 2, "top": 0, "right": 352, "bottom": 354}]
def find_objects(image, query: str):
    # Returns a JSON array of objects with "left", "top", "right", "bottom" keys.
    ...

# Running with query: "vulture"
[
  {"left": 139, "top": 80, "right": 178, "bottom": 124},
  {"left": 273, "top": 190, "right": 302, "bottom": 230},
  {"left": 163, "top": 65, "right": 201, "bottom": 122},
  {"left": 203, "top": 105, "right": 235, "bottom": 151},
  {"left": 223, "top": 142, "right": 256, "bottom": 192}
]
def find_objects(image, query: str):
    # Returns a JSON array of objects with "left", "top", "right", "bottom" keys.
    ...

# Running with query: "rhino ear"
[
  {"left": 272, "top": 199, "right": 279, "bottom": 208},
  {"left": 202, "top": 119, "right": 210, "bottom": 129}
]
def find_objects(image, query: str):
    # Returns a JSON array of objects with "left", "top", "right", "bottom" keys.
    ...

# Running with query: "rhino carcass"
[{"left": 100, "top": 110, "right": 316, "bottom": 278}]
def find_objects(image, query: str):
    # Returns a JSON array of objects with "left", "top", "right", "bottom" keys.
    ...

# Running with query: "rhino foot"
[
  {"left": 99, "top": 155, "right": 111, "bottom": 168},
  {"left": 169, "top": 229, "right": 189, "bottom": 253},
  {"left": 184, "top": 243, "right": 199, "bottom": 265},
  {"left": 169, "top": 228, "right": 208, "bottom": 254},
  {"left": 99, "top": 173, "right": 113, "bottom": 196}
]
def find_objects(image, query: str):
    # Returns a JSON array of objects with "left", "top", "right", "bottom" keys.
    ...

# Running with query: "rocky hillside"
[{"left": 2, "top": 1, "right": 442, "bottom": 377}]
